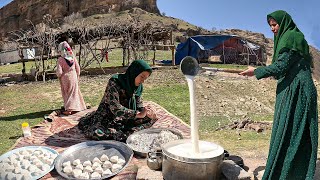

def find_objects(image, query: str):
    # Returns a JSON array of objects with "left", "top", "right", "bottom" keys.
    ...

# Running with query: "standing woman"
[
  {"left": 239, "top": 10, "right": 318, "bottom": 179},
  {"left": 56, "top": 41, "right": 86, "bottom": 115}
]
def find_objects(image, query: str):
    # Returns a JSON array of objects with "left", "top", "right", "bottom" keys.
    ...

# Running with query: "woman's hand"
[
  {"left": 145, "top": 106, "right": 157, "bottom": 119},
  {"left": 136, "top": 108, "right": 147, "bottom": 119},
  {"left": 239, "top": 66, "right": 256, "bottom": 76}
]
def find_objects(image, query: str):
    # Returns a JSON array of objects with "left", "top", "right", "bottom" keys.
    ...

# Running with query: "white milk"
[
  {"left": 185, "top": 75, "right": 200, "bottom": 154},
  {"left": 167, "top": 141, "right": 224, "bottom": 159}
]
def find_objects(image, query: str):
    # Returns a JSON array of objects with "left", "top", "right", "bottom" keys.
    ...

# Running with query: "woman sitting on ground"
[{"left": 78, "top": 60, "right": 157, "bottom": 142}]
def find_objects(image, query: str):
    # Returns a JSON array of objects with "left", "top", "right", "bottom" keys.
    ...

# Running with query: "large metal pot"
[{"left": 162, "top": 139, "right": 224, "bottom": 180}]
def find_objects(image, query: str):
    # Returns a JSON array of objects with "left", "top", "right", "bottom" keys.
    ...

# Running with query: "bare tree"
[{"left": 7, "top": 13, "right": 172, "bottom": 81}]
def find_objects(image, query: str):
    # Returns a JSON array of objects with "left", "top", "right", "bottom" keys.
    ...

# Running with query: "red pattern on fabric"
[{"left": 12, "top": 101, "right": 190, "bottom": 179}]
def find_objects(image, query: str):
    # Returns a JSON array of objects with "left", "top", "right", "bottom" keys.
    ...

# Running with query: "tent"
[{"left": 175, "top": 35, "right": 264, "bottom": 65}]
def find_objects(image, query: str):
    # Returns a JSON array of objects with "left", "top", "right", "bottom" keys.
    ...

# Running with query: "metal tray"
[
  {"left": 54, "top": 141, "right": 133, "bottom": 180},
  {"left": 0, "top": 146, "right": 59, "bottom": 180},
  {"left": 126, "top": 128, "right": 183, "bottom": 157}
]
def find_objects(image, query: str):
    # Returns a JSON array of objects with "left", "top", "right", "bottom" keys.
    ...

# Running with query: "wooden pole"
[
  {"left": 170, "top": 31, "right": 175, "bottom": 65},
  {"left": 122, "top": 47, "right": 126, "bottom": 66},
  {"left": 79, "top": 43, "right": 82, "bottom": 66},
  {"left": 247, "top": 47, "right": 249, "bottom": 65},
  {"left": 127, "top": 47, "right": 130, "bottom": 66},
  {"left": 171, "top": 46, "right": 175, "bottom": 66},
  {"left": 42, "top": 47, "right": 46, "bottom": 82},
  {"left": 19, "top": 49, "right": 27, "bottom": 80},
  {"left": 153, "top": 46, "right": 156, "bottom": 66},
  {"left": 223, "top": 41, "right": 225, "bottom": 64}
]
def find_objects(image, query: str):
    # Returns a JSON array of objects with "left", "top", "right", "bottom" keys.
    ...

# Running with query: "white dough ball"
[
  {"left": 13, "top": 167, "right": 22, "bottom": 174},
  {"left": 102, "top": 169, "right": 112, "bottom": 176},
  {"left": 73, "top": 169, "right": 82, "bottom": 179},
  {"left": 40, "top": 164, "right": 51, "bottom": 171},
  {"left": 92, "top": 157, "right": 102, "bottom": 164},
  {"left": 62, "top": 161, "right": 71, "bottom": 167},
  {"left": 92, "top": 162, "right": 101, "bottom": 170},
  {"left": 111, "top": 164, "right": 122, "bottom": 173},
  {"left": 83, "top": 166, "right": 93, "bottom": 173},
  {"left": 21, "top": 173, "right": 33, "bottom": 180},
  {"left": 28, "top": 165, "right": 39, "bottom": 173},
  {"left": 117, "top": 158, "right": 126, "bottom": 165},
  {"left": 21, "top": 160, "right": 31, "bottom": 169},
  {"left": 5, "top": 165, "right": 14, "bottom": 172},
  {"left": 63, "top": 166, "right": 73, "bottom": 174},
  {"left": 102, "top": 161, "right": 112, "bottom": 169},
  {"left": 110, "top": 156, "right": 119, "bottom": 163},
  {"left": 91, "top": 172, "right": 101, "bottom": 179},
  {"left": 14, "top": 174, "right": 23, "bottom": 180},
  {"left": 6, "top": 172, "right": 15, "bottom": 180},
  {"left": 100, "top": 154, "right": 109, "bottom": 162},
  {"left": 75, "top": 164, "right": 84, "bottom": 170},
  {"left": 80, "top": 172, "right": 90, "bottom": 179},
  {"left": 94, "top": 166, "right": 103, "bottom": 174},
  {"left": 73, "top": 159, "right": 81, "bottom": 166},
  {"left": 83, "top": 160, "right": 92, "bottom": 167}
]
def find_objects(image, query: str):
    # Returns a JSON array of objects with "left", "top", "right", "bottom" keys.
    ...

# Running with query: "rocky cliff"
[{"left": 0, "top": 0, "right": 159, "bottom": 40}]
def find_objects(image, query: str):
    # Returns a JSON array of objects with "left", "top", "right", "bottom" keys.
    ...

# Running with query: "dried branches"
[{"left": 5, "top": 13, "right": 171, "bottom": 81}]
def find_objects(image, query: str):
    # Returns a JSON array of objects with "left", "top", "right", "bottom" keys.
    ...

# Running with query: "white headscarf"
[{"left": 58, "top": 41, "right": 74, "bottom": 63}]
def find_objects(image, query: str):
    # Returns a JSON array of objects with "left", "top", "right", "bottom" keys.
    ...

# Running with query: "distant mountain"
[{"left": 1, "top": 1, "right": 319, "bottom": 80}]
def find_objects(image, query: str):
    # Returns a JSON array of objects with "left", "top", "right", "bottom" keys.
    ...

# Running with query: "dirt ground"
[
  {"left": 2, "top": 67, "right": 319, "bottom": 179},
  {"left": 148, "top": 67, "right": 320, "bottom": 179}
]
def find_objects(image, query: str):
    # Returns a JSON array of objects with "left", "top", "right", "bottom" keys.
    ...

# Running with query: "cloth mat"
[{"left": 11, "top": 101, "right": 191, "bottom": 179}]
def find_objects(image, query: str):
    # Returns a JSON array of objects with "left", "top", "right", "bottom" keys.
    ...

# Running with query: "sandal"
[
  {"left": 44, "top": 114, "right": 53, "bottom": 122},
  {"left": 62, "top": 111, "right": 72, "bottom": 115}
]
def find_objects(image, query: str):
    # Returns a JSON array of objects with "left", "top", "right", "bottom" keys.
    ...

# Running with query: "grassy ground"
[
  {"left": 0, "top": 49, "right": 174, "bottom": 74},
  {"left": 0, "top": 69, "right": 263, "bottom": 155},
  {"left": 1, "top": 66, "right": 319, "bottom": 160}
]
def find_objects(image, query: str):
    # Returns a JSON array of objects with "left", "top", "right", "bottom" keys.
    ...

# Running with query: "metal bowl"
[
  {"left": 126, "top": 128, "right": 183, "bottom": 157},
  {"left": 0, "top": 146, "right": 59, "bottom": 180},
  {"left": 54, "top": 141, "right": 133, "bottom": 180}
]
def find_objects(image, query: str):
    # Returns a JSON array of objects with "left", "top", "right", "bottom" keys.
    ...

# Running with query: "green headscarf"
[
  {"left": 267, "top": 10, "right": 310, "bottom": 63},
  {"left": 111, "top": 60, "right": 152, "bottom": 110}
]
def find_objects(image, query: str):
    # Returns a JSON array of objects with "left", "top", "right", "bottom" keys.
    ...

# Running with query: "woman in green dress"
[
  {"left": 239, "top": 10, "right": 318, "bottom": 179},
  {"left": 78, "top": 60, "right": 157, "bottom": 142}
]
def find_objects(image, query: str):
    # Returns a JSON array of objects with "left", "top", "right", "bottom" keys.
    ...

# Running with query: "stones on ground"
[
  {"left": 216, "top": 117, "right": 272, "bottom": 133},
  {"left": 221, "top": 160, "right": 252, "bottom": 180}
]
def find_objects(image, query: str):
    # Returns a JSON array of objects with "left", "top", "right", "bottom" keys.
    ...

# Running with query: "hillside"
[
  {"left": 72, "top": 9, "right": 320, "bottom": 78},
  {"left": 1, "top": 2, "right": 320, "bottom": 80}
]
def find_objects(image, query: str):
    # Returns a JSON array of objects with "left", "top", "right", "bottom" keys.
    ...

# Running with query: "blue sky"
[
  {"left": 1, "top": 0, "right": 319, "bottom": 49},
  {"left": 157, "top": 0, "right": 320, "bottom": 49},
  {"left": 0, "top": 0, "right": 11, "bottom": 8}
]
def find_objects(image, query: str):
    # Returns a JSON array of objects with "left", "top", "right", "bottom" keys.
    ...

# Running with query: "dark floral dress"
[{"left": 78, "top": 78, "right": 157, "bottom": 142}]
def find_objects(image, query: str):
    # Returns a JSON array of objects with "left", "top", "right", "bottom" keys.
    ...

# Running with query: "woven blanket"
[{"left": 11, "top": 101, "right": 191, "bottom": 179}]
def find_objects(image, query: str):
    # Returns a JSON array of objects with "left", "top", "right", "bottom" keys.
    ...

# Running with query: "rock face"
[{"left": 0, "top": 0, "right": 160, "bottom": 39}]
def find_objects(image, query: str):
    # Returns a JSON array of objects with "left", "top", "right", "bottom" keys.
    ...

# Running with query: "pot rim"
[{"left": 161, "top": 139, "right": 224, "bottom": 163}]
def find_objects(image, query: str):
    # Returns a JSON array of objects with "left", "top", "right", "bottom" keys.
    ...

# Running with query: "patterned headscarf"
[
  {"left": 111, "top": 60, "right": 152, "bottom": 110},
  {"left": 58, "top": 41, "right": 74, "bottom": 67},
  {"left": 267, "top": 10, "right": 310, "bottom": 64}
]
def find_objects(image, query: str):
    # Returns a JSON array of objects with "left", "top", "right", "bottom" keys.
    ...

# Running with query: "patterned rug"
[{"left": 11, "top": 101, "right": 191, "bottom": 180}]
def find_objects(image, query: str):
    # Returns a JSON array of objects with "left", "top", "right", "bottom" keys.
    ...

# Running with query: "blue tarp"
[{"left": 175, "top": 35, "right": 238, "bottom": 65}]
